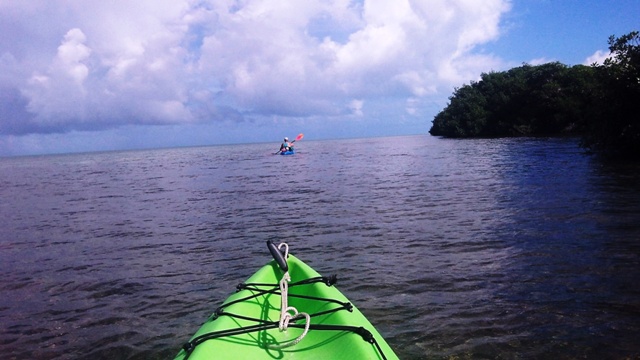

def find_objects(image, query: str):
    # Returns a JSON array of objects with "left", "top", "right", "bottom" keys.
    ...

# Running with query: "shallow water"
[{"left": 1, "top": 135, "right": 639, "bottom": 359}]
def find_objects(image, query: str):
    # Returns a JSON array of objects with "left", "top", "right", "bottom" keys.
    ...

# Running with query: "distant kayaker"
[
  {"left": 280, "top": 137, "right": 293, "bottom": 152},
  {"left": 275, "top": 133, "right": 303, "bottom": 154}
]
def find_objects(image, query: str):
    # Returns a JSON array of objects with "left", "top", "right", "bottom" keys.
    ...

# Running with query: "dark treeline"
[{"left": 429, "top": 31, "right": 639, "bottom": 159}]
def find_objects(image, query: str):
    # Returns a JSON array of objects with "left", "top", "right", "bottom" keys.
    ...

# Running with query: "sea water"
[{"left": 1, "top": 135, "right": 639, "bottom": 359}]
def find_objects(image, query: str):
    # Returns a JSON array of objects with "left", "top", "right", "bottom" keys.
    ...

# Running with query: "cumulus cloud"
[
  {"left": 24, "top": 29, "right": 91, "bottom": 123},
  {"left": 0, "top": 0, "right": 511, "bottom": 136}
]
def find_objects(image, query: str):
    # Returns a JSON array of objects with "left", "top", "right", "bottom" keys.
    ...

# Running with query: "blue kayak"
[{"left": 280, "top": 150, "right": 295, "bottom": 155}]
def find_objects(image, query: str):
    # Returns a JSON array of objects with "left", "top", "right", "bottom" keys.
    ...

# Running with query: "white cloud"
[
  {"left": 406, "top": 97, "right": 419, "bottom": 115},
  {"left": 22, "top": 28, "right": 92, "bottom": 124},
  {"left": 584, "top": 49, "right": 610, "bottom": 65},
  {"left": 349, "top": 99, "right": 364, "bottom": 116},
  {"left": 0, "top": 0, "right": 511, "bottom": 142},
  {"left": 55, "top": 29, "right": 91, "bottom": 84},
  {"left": 528, "top": 57, "right": 551, "bottom": 66}
]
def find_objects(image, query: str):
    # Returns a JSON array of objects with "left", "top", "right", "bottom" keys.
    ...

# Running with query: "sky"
[{"left": 0, "top": 0, "right": 638, "bottom": 157}]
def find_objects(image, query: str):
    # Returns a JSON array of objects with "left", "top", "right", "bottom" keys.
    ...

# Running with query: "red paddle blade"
[{"left": 295, "top": 133, "right": 304, "bottom": 141}]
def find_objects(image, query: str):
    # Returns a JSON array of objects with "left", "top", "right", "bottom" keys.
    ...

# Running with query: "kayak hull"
[
  {"left": 175, "top": 254, "right": 398, "bottom": 360},
  {"left": 280, "top": 150, "right": 295, "bottom": 155}
]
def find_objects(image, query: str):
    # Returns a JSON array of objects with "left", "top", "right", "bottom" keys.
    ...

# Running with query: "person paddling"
[
  {"left": 275, "top": 134, "right": 303, "bottom": 154},
  {"left": 280, "top": 137, "right": 292, "bottom": 152}
]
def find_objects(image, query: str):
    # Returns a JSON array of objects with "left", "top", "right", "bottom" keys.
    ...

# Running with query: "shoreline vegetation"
[{"left": 429, "top": 31, "right": 639, "bottom": 160}]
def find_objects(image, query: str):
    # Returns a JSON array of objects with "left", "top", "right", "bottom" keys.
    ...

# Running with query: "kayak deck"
[{"left": 175, "top": 249, "right": 398, "bottom": 359}]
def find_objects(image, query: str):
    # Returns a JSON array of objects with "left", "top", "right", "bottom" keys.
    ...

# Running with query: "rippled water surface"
[{"left": 1, "top": 135, "right": 639, "bottom": 359}]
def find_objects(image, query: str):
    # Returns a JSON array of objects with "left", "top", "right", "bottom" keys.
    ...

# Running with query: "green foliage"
[
  {"left": 430, "top": 62, "right": 597, "bottom": 138},
  {"left": 581, "top": 31, "right": 640, "bottom": 158},
  {"left": 429, "top": 31, "right": 639, "bottom": 159}
]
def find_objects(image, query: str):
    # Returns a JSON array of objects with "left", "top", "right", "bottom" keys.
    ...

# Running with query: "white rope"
[
  {"left": 276, "top": 242, "right": 289, "bottom": 261},
  {"left": 266, "top": 242, "right": 311, "bottom": 350}
]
